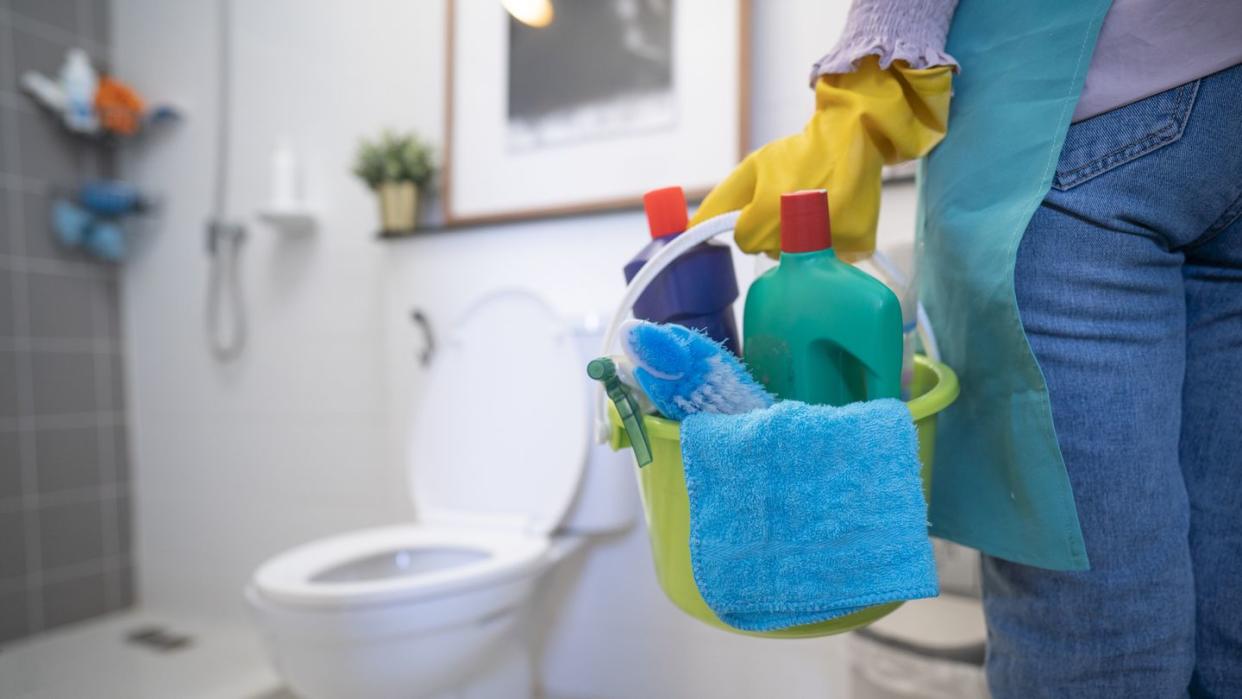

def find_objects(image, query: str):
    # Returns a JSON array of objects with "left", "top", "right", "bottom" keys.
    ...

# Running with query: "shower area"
[
  {"left": 0, "top": 1, "right": 284, "bottom": 695},
  {"left": 1, "top": 0, "right": 134, "bottom": 646}
]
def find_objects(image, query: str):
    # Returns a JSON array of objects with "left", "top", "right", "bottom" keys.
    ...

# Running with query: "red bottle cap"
[
  {"left": 780, "top": 189, "right": 833, "bottom": 253},
  {"left": 643, "top": 186, "right": 688, "bottom": 239}
]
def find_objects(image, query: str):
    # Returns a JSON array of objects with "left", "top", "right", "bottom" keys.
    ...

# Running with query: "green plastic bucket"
[{"left": 608, "top": 354, "right": 960, "bottom": 638}]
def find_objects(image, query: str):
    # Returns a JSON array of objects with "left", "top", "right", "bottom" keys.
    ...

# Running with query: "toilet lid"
[{"left": 408, "top": 290, "right": 588, "bottom": 535}]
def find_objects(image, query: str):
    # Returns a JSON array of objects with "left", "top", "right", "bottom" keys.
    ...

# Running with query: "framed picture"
[{"left": 444, "top": 0, "right": 749, "bottom": 225}]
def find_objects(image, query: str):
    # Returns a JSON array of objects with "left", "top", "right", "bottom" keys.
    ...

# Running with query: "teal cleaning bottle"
[{"left": 743, "top": 190, "right": 903, "bottom": 405}]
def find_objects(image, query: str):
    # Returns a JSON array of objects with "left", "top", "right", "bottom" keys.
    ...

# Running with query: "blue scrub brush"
[{"left": 621, "top": 320, "right": 774, "bottom": 421}]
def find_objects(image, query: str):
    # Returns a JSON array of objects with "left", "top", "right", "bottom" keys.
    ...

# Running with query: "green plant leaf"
[{"left": 352, "top": 129, "right": 436, "bottom": 189}]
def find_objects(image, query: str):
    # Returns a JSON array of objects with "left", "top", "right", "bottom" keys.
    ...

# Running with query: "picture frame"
[{"left": 444, "top": 0, "right": 749, "bottom": 225}]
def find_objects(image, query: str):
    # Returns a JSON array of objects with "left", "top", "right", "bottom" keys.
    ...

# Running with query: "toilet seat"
[{"left": 253, "top": 524, "right": 549, "bottom": 610}]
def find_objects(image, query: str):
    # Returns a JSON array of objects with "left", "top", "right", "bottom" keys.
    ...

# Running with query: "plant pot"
[{"left": 377, "top": 181, "right": 419, "bottom": 233}]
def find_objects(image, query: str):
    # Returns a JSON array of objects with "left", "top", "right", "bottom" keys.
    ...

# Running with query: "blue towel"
[{"left": 681, "top": 398, "right": 938, "bottom": 632}]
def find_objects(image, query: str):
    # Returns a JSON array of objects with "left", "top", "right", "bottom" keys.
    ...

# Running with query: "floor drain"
[{"left": 126, "top": 626, "right": 193, "bottom": 652}]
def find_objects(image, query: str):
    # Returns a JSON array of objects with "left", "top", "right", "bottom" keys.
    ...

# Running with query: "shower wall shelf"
[{"left": 258, "top": 207, "right": 317, "bottom": 233}]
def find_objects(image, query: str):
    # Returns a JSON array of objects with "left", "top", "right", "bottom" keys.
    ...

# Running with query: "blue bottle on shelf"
[{"left": 623, "top": 186, "right": 741, "bottom": 354}]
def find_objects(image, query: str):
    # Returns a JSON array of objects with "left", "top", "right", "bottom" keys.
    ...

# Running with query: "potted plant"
[{"left": 353, "top": 130, "right": 435, "bottom": 234}]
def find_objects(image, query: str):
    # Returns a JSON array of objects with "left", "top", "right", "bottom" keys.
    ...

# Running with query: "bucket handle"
[
  {"left": 595, "top": 211, "right": 740, "bottom": 441},
  {"left": 595, "top": 210, "right": 941, "bottom": 443}
]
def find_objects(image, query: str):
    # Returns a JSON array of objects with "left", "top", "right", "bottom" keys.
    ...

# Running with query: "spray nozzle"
[{"left": 587, "top": 356, "right": 653, "bottom": 467}]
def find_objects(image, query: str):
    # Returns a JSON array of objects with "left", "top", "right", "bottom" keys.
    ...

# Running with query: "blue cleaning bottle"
[{"left": 623, "top": 186, "right": 741, "bottom": 354}]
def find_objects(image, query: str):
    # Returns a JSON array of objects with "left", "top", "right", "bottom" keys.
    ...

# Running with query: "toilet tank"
[{"left": 558, "top": 312, "right": 638, "bottom": 535}]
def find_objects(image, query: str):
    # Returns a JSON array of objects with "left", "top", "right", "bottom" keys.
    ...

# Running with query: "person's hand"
[{"left": 691, "top": 56, "right": 953, "bottom": 256}]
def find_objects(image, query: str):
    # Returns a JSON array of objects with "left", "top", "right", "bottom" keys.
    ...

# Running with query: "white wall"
[
  {"left": 114, "top": 1, "right": 917, "bottom": 696},
  {"left": 115, "top": 0, "right": 432, "bottom": 618}
]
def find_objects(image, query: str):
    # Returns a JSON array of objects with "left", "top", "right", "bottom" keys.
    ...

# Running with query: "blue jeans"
[{"left": 983, "top": 63, "right": 1242, "bottom": 698}]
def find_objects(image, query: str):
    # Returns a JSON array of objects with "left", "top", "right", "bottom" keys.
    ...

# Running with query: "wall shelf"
[{"left": 258, "top": 207, "right": 317, "bottom": 233}]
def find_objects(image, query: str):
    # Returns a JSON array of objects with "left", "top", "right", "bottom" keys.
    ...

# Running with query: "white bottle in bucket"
[{"left": 851, "top": 251, "right": 918, "bottom": 400}]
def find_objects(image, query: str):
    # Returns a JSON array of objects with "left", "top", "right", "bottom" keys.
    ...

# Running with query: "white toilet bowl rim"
[{"left": 252, "top": 523, "right": 550, "bottom": 610}]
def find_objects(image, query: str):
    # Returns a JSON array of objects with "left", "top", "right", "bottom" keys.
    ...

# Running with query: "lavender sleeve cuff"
[{"left": 809, "top": 0, "right": 960, "bottom": 85}]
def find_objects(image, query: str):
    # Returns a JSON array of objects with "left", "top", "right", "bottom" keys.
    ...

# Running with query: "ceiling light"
[{"left": 502, "top": 0, "right": 554, "bottom": 28}]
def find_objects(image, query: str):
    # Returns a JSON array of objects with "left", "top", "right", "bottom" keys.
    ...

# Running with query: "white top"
[
  {"left": 407, "top": 290, "right": 588, "bottom": 535},
  {"left": 1074, "top": 0, "right": 1242, "bottom": 121}
]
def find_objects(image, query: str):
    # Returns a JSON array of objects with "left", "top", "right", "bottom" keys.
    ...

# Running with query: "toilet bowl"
[
  {"left": 247, "top": 525, "right": 550, "bottom": 699},
  {"left": 248, "top": 291, "right": 635, "bottom": 699}
]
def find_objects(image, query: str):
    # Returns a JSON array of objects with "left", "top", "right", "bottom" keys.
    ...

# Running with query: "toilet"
[{"left": 247, "top": 291, "right": 635, "bottom": 699}]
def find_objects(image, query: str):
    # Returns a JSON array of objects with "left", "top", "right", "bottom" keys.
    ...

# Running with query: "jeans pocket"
[{"left": 1052, "top": 80, "right": 1200, "bottom": 191}]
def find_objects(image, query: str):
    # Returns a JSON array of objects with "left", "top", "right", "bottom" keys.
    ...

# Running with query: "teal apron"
[{"left": 919, "top": 0, "right": 1113, "bottom": 570}]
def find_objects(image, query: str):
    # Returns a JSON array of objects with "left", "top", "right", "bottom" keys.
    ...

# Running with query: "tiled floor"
[
  {"left": 0, "top": 608, "right": 282, "bottom": 699},
  {"left": 0, "top": 606, "right": 607, "bottom": 699}
]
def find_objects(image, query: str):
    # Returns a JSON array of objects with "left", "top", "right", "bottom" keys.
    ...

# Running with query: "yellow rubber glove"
[{"left": 691, "top": 56, "right": 953, "bottom": 256}]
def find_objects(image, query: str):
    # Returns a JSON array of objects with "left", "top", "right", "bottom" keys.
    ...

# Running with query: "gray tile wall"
[{"left": 0, "top": 0, "right": 133, "bottom": 646}]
